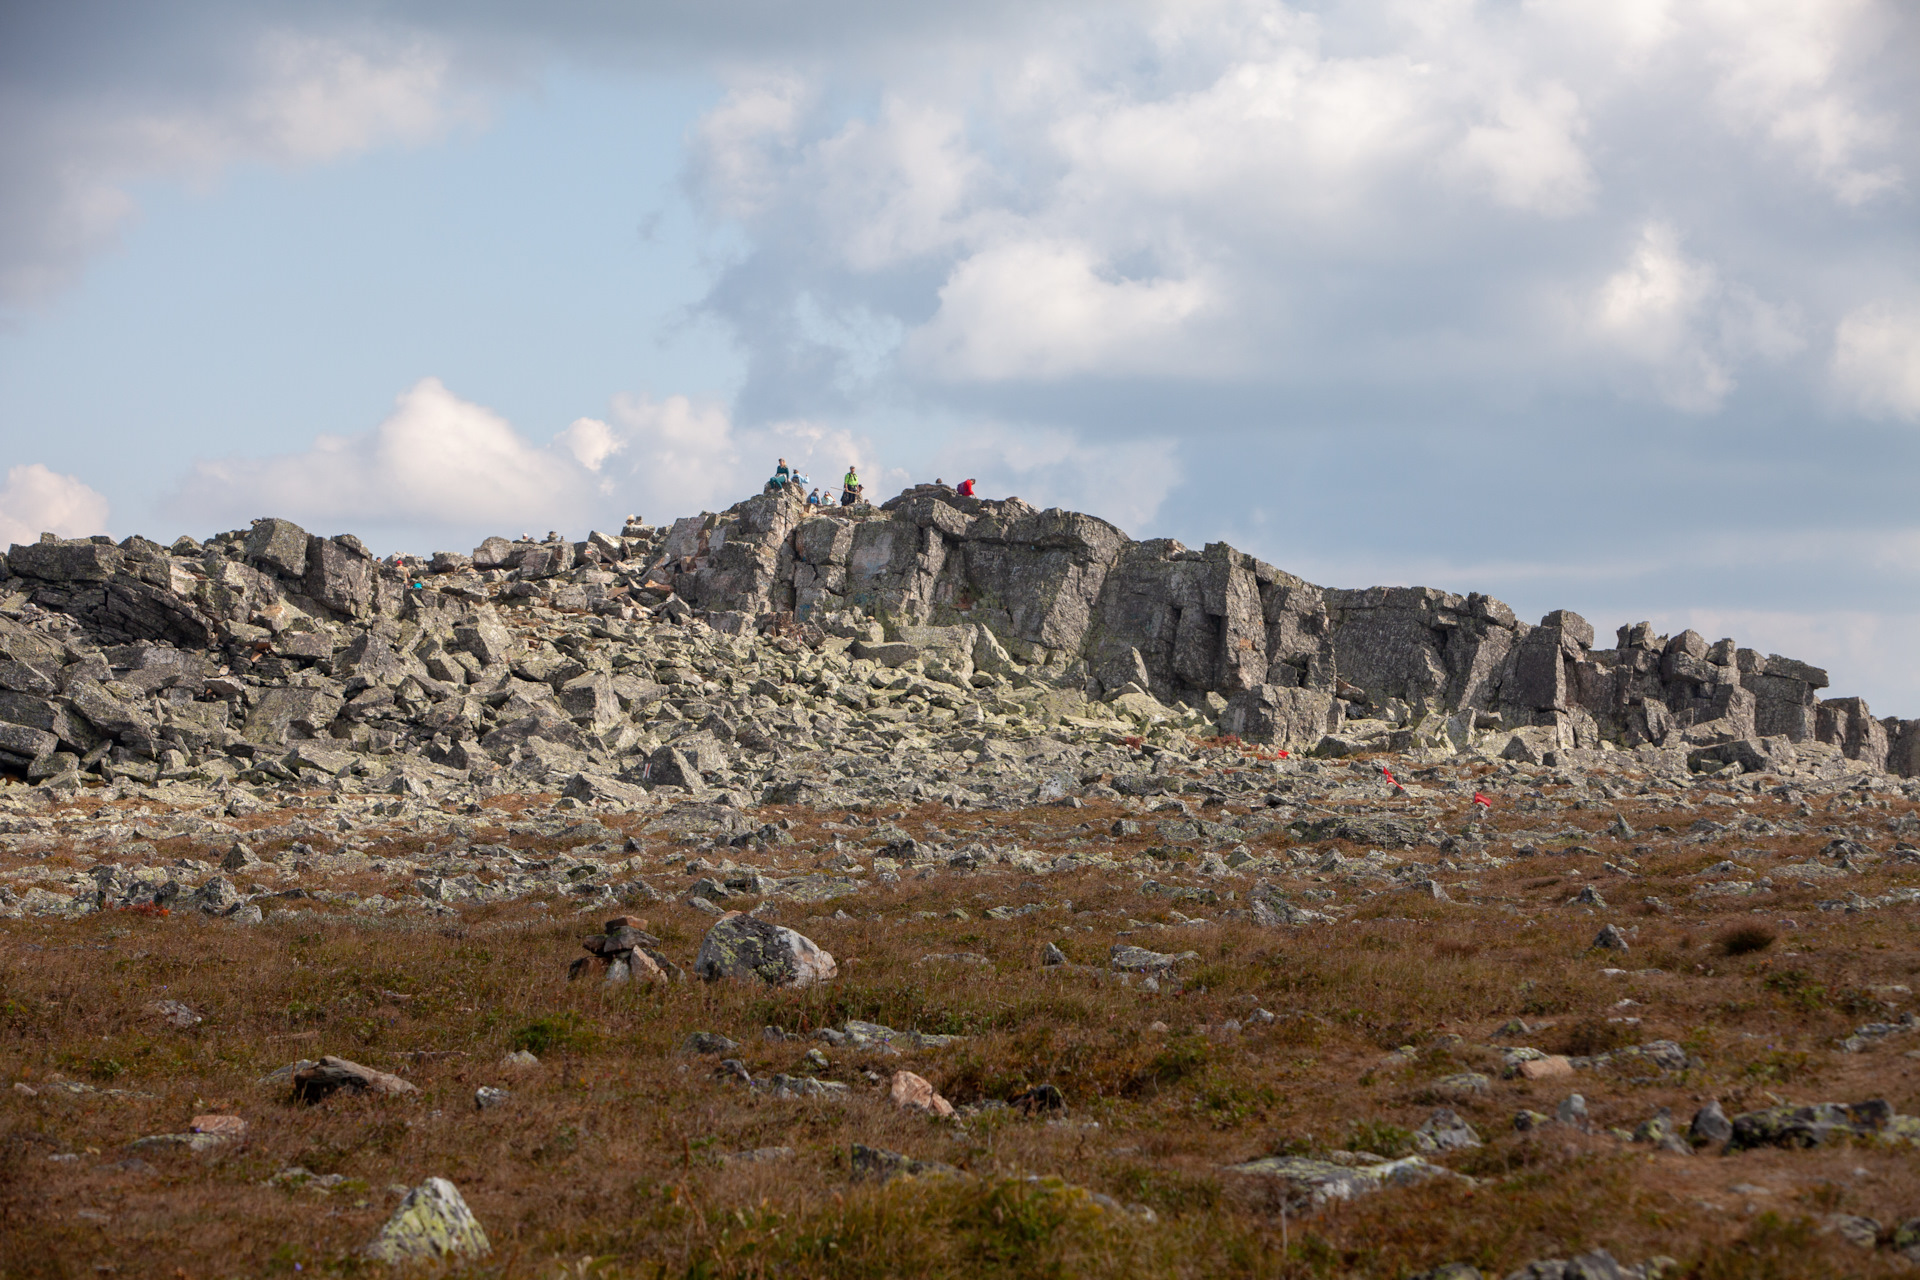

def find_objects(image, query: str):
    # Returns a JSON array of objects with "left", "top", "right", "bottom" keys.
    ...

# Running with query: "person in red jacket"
[{"left": 957, "top": 478, "right": 976, "bottom": 497}]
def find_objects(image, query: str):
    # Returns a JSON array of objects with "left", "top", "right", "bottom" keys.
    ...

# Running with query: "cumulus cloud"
[
  {"left": 0, "top": 464, "right": 111, "bottom": 546},
  {"left": 1447, "top": 83, "right": 1595, "bottom": 216},
  {"left": 907, "top": 241, "right": 1212, "bottom": 381},
  {"left": 1833, "top": 303, "right": 1920, "bottom": 420},
  {"left": 167, "top": 377, "right": 592, "bottom": 535},
  {"left": 1587, "top": 222, "right": 1803, "bottom": 412},
  {"left": 604, "top": 391, "right": 747, "bottom": 518},
  {"left": 682, "top": 0, "right": 1904, "bottom": 416},
  {"left": 557, "top": 416, "right": 624, "bottom": 474},
  {"left": 161, "top": 376, "right": 895, "bottom": 548},
  {"left": 1703, "top": 0, "right": 1904, "bottom": 206},
  {"left": 0, "top": 24, "right": 479, "bottom": 309}
]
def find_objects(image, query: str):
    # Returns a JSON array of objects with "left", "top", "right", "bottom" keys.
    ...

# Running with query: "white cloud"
[
  {"left": 1833, "top": 303, "right": 1920, "bottom": 421},
  {"left": 1448, "top": 83, "right": 1595, "bottom": 216},
  {"left": 689, "top": 77, "right": 810, "bottom": 224},
  {"left": 907, "top": 240, "right": 1212, "bottom": 381},
  {"left": 1590, "top": 222, "right": 1730, "bottom": 411},
  {"left": 164, "top": 380, "right": 878, "bottom": 545},
  {"left": 605, "top": 391, "right": 747, "bottom": 518},
  {"left": 1703, "top": 0, "right": 1902, "bottom": 206},
  {"left": 1587, "top": 222, "right": 1802, "bottom": 412},
  {"left": 0, "top": 464, "right": 112, "bottom": 546},
  {"left": 557, "top": 416, "right": 624, "bottom": 473},
  {"left": 807, "top": 98, "right": 989, "bottom": 273},
  {"left": 685, "top": 0, "right": 1906, "bottom": 402},
  {"left": 2, "top": 28, "right": 478, "bottom": 309},
  {"left": 168, "top": 377, "right": 590, "bottom": 534}
]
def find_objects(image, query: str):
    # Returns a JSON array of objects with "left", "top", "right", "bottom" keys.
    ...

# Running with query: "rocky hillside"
[
  {"left": 0, "top": 482, "right": 1909, "bottom": 803},
  {"left": 10, "top": 482, "right": 1920, "bottom": 1278}
]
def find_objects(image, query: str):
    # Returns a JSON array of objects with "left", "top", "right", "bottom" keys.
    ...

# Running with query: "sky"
[{"left": 2, "top": 0, "right": 1918, "bottom": 711}]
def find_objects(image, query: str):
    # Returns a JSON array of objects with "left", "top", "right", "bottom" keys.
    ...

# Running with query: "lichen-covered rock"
[
  {"left": 1413, "top": 1108, "right": 1481, "bottom": 1152},
  {"left": 1108, "top": 943, "right": 1198, "bottom": 973},
  {"left": 363, "top": 1177, "right": 490, "bottom": 1263},
  {"left": 1726, "top": 1099, "right": 1896, "bottom": 1151},
  {"left": 1222, "top": 1153, "right": 1468, "bottom": 1206},
  {"left": 693, "top": 912, "right": 837, "bottom": 987},
  {"left": 1428, "top": 1072, "right": 1491, "bottom": 1098},
  {"left": 1689, "top": 1099, "right": 1732, "bottom": 1146},
  {"left": 850, "top": 1143, "right": 962, "bottom": 1183},
  {"left": 244, "top": 517, "right": 311, "bottom": 580}
]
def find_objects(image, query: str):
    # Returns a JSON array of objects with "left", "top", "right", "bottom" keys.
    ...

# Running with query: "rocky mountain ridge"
[{"left": 0, "top": 482, "right": 1906, "bottom": 797}]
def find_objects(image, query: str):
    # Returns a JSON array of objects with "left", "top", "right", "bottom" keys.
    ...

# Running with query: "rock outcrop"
[{"left": 0, "top": 482, "right": 1911, "bottom": 796}]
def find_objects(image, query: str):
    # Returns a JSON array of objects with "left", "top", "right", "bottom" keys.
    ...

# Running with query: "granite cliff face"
[{"left": 0, "top": 481, "right": 1905, "bottom": 792}]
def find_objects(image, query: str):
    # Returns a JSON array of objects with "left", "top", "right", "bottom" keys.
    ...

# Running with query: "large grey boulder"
[
  {"left": 454, "top": 612, "right": 516, "bottom": 667},
  {"left": 647, "top": 735, "right": 726, "bottom": 791},
  {"left": 516, "top": 540, "right": 574, "bottom": 579},
  {"left": 304, "top": 536, "right": 374, "bottom": 617},
  {"left": 0, "top": 722, "right": 58, "bottom": 771},
  {"left": 478, "top": 711, "right": 589, "bottom": 761},
  {"left": 471, "top": 536, "right": 515, "bottom": 569},
  {"left": 242, "top": 687, "right": 344, "bottom": 746},
  {"left": 245, "top": 518, "right": 310, "bottom": 579},
  {"left": 1687, "top": 736, "right": 1795, "bottom": 775},
  {"left": 0, "top": 661, "right": 57, "bottom": 696},
  {"left": 795, "top": 516, "right": 854, "bottom": 566},
  {"left": 95, "top": 578, "right": 217, "bottom": 648},
  {"left": 693, "top": 912, "right": 837, "bottom": 986},
  {"left": 1818, "top": 696, "right": 1888, "bottom": 770},
  {"left": 1219, "top": 684, "right": 1343, "bottom": 746},
  {"left": 559, "top": 671, "right": 621, "bottom": 731},
  {"left": 1222, "top": 1154, "right": 1467, "bottom": 1207},
  {"left": 561, "top": 771, "right": 651, "bottom": 807},
  {"left": 65, "top": 680, "right": 158, "bottom": 754},
  {"left": 363, "top": 1177, "right": 490, "bottom": 1263},
  {"left": 7, "top": 538, "right": 123, "bottom": 582},
  {"left": 0, "top": 692, "right": 100, "bottom": 754}
]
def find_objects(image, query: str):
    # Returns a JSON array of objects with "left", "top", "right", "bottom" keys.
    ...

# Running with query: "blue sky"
[
  {"left": 2, "top": 1, "right": 1918, "bottom": 713},
  {"left": 1, "top": 70, "right": 739, "bottom": 522}
]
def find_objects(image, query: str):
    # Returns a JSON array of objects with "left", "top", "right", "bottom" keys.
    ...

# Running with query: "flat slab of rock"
[
  {"left": 363, "top": 1177, "right": 490, "bottom": 1263},
  {"left": 1223, "top": 1154, "right": 1468, "bottom": 1206},
  {"left": 292, "top": 1055, "right": 417, "bottom": 1103},
  {"left": 694, "top": 911, "right": 837, "bottom": 987},
  {"left": 1109, "top": 943, "right": 1198, "bottom": 973}
]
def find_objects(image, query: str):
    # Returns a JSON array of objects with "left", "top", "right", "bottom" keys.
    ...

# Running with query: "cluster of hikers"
[{"left": 766, "top": 458, "right": 976, "bottom": 508}]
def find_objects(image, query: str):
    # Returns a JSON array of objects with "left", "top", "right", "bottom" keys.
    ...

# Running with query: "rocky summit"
[
  {"left": 7, "top": 483, "right": 1920, "bottom": 1277},
  {"left": 0, "top": 481, "right": 1909, "bottom": 804}
]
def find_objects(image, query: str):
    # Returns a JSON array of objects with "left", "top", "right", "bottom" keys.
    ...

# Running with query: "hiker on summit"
[
  {"left": 958, "top": 478, "right": 976, "bottom": 498},
  {"left": 841, "top": 465, "right": 862, "bottom": 507},
  {"left": 807, "top": 488, "right": 823, "bottom": 506},
  {"left": 767, "top": 458, "right": 792, "bottom": 491}
]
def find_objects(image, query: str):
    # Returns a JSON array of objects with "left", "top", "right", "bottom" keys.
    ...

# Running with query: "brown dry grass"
[{"left": 3, "top": 787, "right": 1920, "bottom": 1277}]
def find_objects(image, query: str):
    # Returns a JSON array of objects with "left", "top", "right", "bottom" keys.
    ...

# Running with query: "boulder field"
[{"left": 0, "top": 481, "right": 1905, "bottom": 801}]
